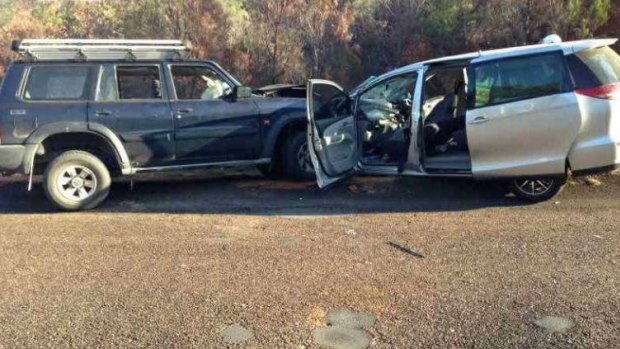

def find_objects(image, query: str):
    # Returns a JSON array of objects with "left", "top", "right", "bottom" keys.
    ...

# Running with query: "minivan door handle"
[{"left": 469, "top": 116, "right": 489, "bottom": 125}]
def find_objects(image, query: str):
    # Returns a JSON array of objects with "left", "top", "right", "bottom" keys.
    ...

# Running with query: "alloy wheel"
[
  {"left": 56, "top": 165, "right": 98, "bottom": 201},
  {"left": 513, "top": 178, "right": 555, "bottom": 197},
  {"left": 297, "top": 141, "right": 314, "bottom": 174}
]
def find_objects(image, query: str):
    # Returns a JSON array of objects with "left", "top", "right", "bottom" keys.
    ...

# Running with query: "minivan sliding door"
[{"left": 466, "top": 52, "right": 581, "bottom": 178}]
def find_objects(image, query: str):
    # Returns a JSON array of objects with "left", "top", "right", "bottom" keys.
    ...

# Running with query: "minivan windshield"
[{"left": 576, "top": 46, "right": 620, "bottom": 84}]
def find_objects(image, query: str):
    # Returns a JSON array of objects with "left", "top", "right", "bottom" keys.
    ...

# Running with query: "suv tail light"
[{"left": 575, "top": 82, "right": 620, "bottom": 100}]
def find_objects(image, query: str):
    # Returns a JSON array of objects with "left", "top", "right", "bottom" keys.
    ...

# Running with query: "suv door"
[
  {"left": 89, "top": 64, "right": 174, "bottom": 167},
  {"left": 167, "top": 63, "right": 262, "bottom": 163},
  {"left": 466, "top": 52, "right": 581, "bottom": 178},
  {"left": 307, "top": 80, "right": 359, "bottom": 188}
]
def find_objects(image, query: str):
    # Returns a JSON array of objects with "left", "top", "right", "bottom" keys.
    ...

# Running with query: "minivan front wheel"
[
  {"left": 43, "top": 150, "right": 111, "bottom": 211},
  {"left": 510, "top": 176, "right": 566, "bottom": 202}
]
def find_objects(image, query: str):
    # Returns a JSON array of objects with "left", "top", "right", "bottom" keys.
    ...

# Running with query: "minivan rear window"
[{"left": 570, "top": 46, "right": 620, "bottom": 88}]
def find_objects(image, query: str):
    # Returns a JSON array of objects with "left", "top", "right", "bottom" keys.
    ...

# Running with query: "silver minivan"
[{"left": 307, "top": 38, "right": 620, "bottom": 202}]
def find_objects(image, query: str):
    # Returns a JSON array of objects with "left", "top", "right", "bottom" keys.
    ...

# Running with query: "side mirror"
[{"left": 233, "top": 86, "right": 252, "bottom": 100}]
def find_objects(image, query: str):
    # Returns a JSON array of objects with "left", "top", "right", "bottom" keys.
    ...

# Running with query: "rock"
[
  {"left": 325, "top": 310, "right": 376, "bottom": 330},
  {"left": 312, "top": 326, "right": 372, "bottom": 349},
  {"left": 534, "top": 316, "right": 575, "bottom": 333},
  {"left": 221, "top": 324, "right": 255, "bottom": 344}
]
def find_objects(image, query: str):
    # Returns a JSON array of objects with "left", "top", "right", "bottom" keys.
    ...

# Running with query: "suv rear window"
[
  {"left": 23, "top": 66, "right": 90, "bottom": 101},
  {"left": 473, "top": 53, "right": 568, "bottom": 108},
  {"left": 568, "top": 46, "right": 620, "bottom": 89}
]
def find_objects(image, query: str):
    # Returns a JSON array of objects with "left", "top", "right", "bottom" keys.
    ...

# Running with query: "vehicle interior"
[
  {"left": 421, "top": 66, "right": 472, "bottom": 172},
  {"left": 356, "top": 73, "right": 417, "bottom": 166}
]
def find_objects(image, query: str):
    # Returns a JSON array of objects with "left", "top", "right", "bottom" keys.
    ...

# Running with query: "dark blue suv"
[{"left": 0, "top": 39, "right": 311, "bottom": 210}]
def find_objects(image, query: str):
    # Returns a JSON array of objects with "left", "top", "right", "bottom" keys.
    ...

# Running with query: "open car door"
[{"left": 307, "top": 79, "right": 359, "bottom": 188}]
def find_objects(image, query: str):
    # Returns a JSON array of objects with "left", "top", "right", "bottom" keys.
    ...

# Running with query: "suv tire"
[
  {"left": 509, "top": 176, "right": 566, "bottom": 203},
  {"left": 43, "top": 150, "right": 111, "bottom": 211},
  {"left": 281, "top": 131, "right": 315, "bottom": 181}
]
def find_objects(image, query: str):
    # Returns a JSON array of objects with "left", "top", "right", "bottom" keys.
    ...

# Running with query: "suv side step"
[{"left": 130, "top": 158, "right": 271, "bottom": 174}]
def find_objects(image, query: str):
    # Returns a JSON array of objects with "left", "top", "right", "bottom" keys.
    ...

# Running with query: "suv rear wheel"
[
  {"left": 43, "top": 150, "right": 111, "bottom": 211},
  {"left": 282, "top": 131, "right": 315, "bottom": 181},
  {"left": 509, "top": 176, "right": 566, "bottom": 202}
]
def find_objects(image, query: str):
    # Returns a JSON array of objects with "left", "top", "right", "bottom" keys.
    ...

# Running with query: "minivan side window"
[
  {"left": 473, "top": 53, "right": 567, "bottom": 108},
  {"left": 116, "top": 65, "right": 162, "bottom": 100},
  {"left": 23, "top": 66, "right": 91, "bottom": 101}
]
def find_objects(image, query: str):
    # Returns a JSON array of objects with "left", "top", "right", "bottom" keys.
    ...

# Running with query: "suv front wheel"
[
  {"left": 43, "top": 150, "right": 111, "bottom": 211},
  {"left": 281, "top": 131, "right": 316, "bottom": 181},
  {"left": 509, "top": 176, "right": 566, "bottom": 202}
]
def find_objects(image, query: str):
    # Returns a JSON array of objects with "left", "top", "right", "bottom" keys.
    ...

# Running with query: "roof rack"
[{"left": 11, "top": 39, "right": 190, "bottom": 61}]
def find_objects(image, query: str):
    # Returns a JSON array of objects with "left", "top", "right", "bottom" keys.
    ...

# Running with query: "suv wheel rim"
[
  {"left": 297, "top": 141, "right": 314, "bottom": 174},
  {"left": 514, "top": 179, "right": 554, "bottom": 196},
  {"left": 56, "top": 165, "right": 98, "bottom": 201}
]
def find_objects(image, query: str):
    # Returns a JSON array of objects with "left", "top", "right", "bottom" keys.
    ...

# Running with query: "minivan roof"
[{"left": 384, "top": 38, "right": 618, "bottom": 78}]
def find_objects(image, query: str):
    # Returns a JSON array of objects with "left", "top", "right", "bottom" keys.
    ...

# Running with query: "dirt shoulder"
[{"left": 0, "top": 172, "right": 618, "bottom": 348}]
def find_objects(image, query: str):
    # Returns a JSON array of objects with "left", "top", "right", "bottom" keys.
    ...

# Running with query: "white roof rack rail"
[{"left": 12, "top": 39, "right": 190, "bottom": 61}]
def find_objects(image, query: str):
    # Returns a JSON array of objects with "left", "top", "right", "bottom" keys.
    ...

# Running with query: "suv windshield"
[{"left": 576, "top": 46, "right": 620, "bottom": 85}]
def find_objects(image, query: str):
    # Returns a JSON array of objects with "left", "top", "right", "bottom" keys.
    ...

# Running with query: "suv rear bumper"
[{"left": 0, "top": 145, "right": 26, "bottom": 174}]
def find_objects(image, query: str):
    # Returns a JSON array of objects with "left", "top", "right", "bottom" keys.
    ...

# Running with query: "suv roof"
[{"left": 13, "top": 39, "right": 191, "bottom": 62}]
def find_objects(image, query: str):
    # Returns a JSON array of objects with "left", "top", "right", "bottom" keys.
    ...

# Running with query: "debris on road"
[
  {"left": 585, "top": 176, "right": 603, "bottom": 187},
  {"left": 345, "top": 229, "right": 358, "bottom": 237},
  {"left": 387, "top": 241, "right": 425, "bottom": 259}
]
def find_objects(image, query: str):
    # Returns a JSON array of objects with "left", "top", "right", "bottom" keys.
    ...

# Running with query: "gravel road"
[{"left": 0, "top": 170, "right": 618, "bottom": 348}]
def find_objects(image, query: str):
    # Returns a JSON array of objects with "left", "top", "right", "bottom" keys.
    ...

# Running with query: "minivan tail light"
[{"left": 575, "top": 82, "right": 620, "bottom": 100}]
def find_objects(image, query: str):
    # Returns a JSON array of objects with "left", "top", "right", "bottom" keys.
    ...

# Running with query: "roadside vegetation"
[{"left": 0, "top": 0, "right": 618, "bottom": 88}]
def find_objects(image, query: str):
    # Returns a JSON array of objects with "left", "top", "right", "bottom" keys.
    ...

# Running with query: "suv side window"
[
  {"left": 116, "top": 65, "right": 163, "bottom": 100},
  {"left": 96, "top": 65, "right": 118, "bottom": 102},
  {"left": 23, "top": 66, "right": 91, "bottom": 101},
  {"left": 170, "top": 65, "right": 232, "bottom": 100},
  {"left": 473, "top": 52, "right": 568, "bottom": 108}
]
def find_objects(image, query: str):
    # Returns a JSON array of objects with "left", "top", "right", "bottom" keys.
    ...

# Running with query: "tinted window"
[
  {"left": 572, "top": 46, "right": 620, "bottom": 87},
  {"left": 171, "top": 65, "right": 232, "bottom": 100},
  {"left": 23, "top": 66, "right": 90, "bottom": 101},
  {"left": 312, "top": 84, "right": 352, "bottom": 123},
  {"left": 116, "top": 66, "right": 162, "bottom": 100},
  {"left": 474, "top": 53, "right": 567, "bottom": 108}
]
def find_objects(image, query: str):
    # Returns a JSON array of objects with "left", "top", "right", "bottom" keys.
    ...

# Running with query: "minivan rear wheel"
[
  {"left": 43, "top": 150, "right": 111, "bottom": 211},
  {"left": 510, "top": 176, "right": 566, "bottom": 202}
]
